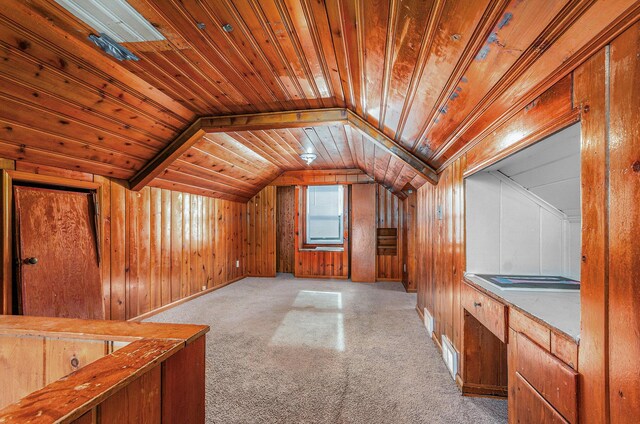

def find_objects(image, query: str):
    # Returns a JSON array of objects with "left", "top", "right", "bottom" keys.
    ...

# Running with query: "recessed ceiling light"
[
  {"left": 55, "top": 0, "right": 165, "bottom": 43},
  {"left": 300, "top": 153, "right": 317, "bottom": 165},
  {"left": 222, "top": 23, "right": 234, "bottom": 32},
  {"left": 197, "top": 22, "right": 206, "bottom": 30},
  {"left": 88, "top": 33, "right": 139, "bottom": 61}
]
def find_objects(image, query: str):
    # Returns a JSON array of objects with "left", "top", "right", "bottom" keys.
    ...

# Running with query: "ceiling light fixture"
[
  {"left": 222, "top": 23, "right": 234, "bottom": 32},
  {"left": 300, "top": 152, "right": 317, "bottom": 165},
  {"left": 88, "top": 33, "right": 139, "bottom": 61},
  {"left": 55, "top": 0, "right": 165, "bottom": 43}
]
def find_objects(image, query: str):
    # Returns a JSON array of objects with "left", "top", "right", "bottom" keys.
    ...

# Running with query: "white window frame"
[{"left": 305, "top": 185, "right": 344, "bottom": 245}]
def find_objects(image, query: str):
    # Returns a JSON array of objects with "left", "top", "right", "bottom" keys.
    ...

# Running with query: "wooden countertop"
[{"left": 464, "top": 274, "right": 580, "bottom": 342}]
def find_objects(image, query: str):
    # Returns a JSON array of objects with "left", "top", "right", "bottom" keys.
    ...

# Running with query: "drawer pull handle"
[{"left": 474, "top": 302, "right": 482, "bottom": 307}]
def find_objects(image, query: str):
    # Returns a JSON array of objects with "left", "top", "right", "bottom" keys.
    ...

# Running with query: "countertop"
[{"left": 465, "top": 273, "right": 580, "bottom": 342}]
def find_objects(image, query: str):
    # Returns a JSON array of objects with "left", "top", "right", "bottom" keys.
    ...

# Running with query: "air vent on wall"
[{"left": 55, "top": 0, "right": 165, "bottom": 43}]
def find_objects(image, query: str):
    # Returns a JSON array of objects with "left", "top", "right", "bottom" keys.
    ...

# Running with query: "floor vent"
[
  {"left": 441, "top": 335, "right": 458, "bottom": 380},
  {"left": 423, "top": 308, "right": 435, "bottom": 335}
]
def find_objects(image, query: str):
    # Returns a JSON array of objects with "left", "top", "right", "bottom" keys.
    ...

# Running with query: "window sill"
[{"left": 299, "top": 246, "right": 344, "bottom": 252}]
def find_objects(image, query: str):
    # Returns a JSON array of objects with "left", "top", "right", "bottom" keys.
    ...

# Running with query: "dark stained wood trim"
[
  {"left": 132, "top": 109, "right": 438, "bottom": 193},
  {"left": 345, "top": 110, "right": 438, "bottom": 184},
  {"left": 129, "top": 118, "right": 205, "bottom": 191},
  {"left": 200, "top": 108, "right": 348, "bottom": 132}
]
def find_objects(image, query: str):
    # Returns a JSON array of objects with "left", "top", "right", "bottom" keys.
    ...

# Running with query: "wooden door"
[
  {"left": 276, "top": 186, "right": 295, "bottom": 273},
  {"left": 14, "top": 186, "right": 103, "bottom": 319},
  {"left": 351, "top": 184, "right": 376, "bottom": 282}
]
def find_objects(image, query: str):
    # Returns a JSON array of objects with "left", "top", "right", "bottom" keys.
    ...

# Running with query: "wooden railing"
[{"left": 0, "top": 316, "right": 208, "bottom": 423}]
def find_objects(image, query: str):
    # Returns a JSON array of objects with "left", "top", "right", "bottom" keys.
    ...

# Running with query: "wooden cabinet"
[
  {"left": 509, "top": 309, "right": 579, "bottom": 423},
  {"left": 461, "top": 281, "right": 580, "bottom": 422},
  {"left": 461, "top": 282, "right": 508, "bottom": 343}
]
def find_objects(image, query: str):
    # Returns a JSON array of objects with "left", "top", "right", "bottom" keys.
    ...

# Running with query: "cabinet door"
[{"left": 514, "top": 373, "right": 568, "bottom": 424}]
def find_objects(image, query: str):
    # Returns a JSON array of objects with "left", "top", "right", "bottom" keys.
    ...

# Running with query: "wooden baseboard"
[
  {"left": 459, "top": 381, "right": 508, "bottom": 398},
  {"left": 415, "top": 305, "right": 424, "bottom": 321},
  {"left": 129, "top": 275, "right": 246, "bottom": 322},
  {"left": 246, "top": 273, "right": 276, "bottom": 278},
  {"left": 376, "top": 278, "right": 401, "bottom": 282},
  {"left": 294, "top": 274, "right": 349, "bottom": 279},
  {"left": 404, "top": 287, "right": 417, "bottom": 293}
]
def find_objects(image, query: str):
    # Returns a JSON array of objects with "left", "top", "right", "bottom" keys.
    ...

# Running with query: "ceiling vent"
[{"left": 55, "top": 0, "right": 165, "bottom": 43}]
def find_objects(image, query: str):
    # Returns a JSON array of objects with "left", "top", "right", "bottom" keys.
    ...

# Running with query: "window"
[{"left": 305, "top": 185, "right": 344, "bottom": 245}]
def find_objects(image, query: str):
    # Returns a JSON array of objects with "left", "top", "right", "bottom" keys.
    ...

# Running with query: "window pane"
[{"left": 306, "top": 185, "right": 343, "bottom": 244}]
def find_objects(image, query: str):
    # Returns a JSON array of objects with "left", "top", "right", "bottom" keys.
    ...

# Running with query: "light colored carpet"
[{"left": 147, "top": 274, "right": 507, "bottom": 423}]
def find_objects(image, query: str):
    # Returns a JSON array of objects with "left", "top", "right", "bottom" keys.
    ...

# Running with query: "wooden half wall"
[
  {"left": 0, "top": 161, "right": 246, "bottom": 320},
  {"left": 414, "top": 20, "right": 640, "bottom": 424}
]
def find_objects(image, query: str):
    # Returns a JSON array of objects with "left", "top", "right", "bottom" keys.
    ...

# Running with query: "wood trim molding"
[
  {"left": 7, "top": 170, "right": 101, "bottom": 190},
  {"left": 344, "top": 110, "right": 438, "bottom": 184},
  {"left": 200, "top": 108, "right": 348, "bottom": 132},
  {"left": 129, "top": 109, "right": 439, "bottom": 193},
  {"left": 129, "top": 118, "right": 205, "bottom": 191}
]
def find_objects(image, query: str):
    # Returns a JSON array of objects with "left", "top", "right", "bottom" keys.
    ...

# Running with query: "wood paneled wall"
[
  {"left": 294, "top": 186, "right": 349, "bottom": 279},
  {"left": 403, "top": 193, "right": 417, "bottom": 292},
  {"left": 246, "top": 186, "right": 276, "bottom": 277},
  {"left": 1, "top": 160, "right": 246, "bottom": 320},
  {"left": 276, "top": 186, "right": 295, "bottom": 273},
  {"left": 376, "top": 186, "right": 404, "bottom": 281},
  {"left": 414, "top": 74, "right": 574, "bottom": 384},
  {"left": 414, "top": 21, "right": 640, "bottom": 423}
]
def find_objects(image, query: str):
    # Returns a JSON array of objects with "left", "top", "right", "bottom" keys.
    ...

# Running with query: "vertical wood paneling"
[
  {"left": 110, "top": 181, "right": 127, "bottom": 321},
  {"left": 1, "top": 161, "right": 247, "bottom": 321},
  {"left": 351, "top": 184, "right": 377, "bottom": 282},
  {"left": 149, "top": 188, "right": 162, "bottom": 311},
  {"left": 276, "top": 186, "right": 295, "bottom": 273},
  {"left": 376, "top": 184, "right": 404, "bottom": 281},
  {"left": 246, "top": 186, "right": 277, "bottom": 277},
  {"left": 608, "top": 21, "right": 640, "bottom": 422},
  {"left": 160, "top": 189, "right": 172, "bottom": 306},
  {"left": 574, "top": 48, "right": 608, "bottom": 424}
]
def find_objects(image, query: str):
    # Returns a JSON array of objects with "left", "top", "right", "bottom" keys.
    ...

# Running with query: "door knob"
[{"left": 24, "top": 257, "right": 38, "bottom": 265}]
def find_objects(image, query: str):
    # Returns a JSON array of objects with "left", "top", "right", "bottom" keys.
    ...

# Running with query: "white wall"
[{"left": 466, "top": 172, "right": 581, "bottom": 280}]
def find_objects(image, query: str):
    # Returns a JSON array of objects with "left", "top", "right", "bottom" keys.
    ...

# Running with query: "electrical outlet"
[
  {"left": 236, "top": 260, "right": 240, "bottom": 268},
  {"left": 201, "top": 285, "right": 206, "bottom": 291}
]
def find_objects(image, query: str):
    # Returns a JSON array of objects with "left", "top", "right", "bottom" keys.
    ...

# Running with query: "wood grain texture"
[
  {"left": 276, "top": 186, "right": 295, "bottom": 273},
  {"left": 376, "top": 185, "right": 404, "bottom": 281},
  {"left": 514, "top": 372, "right": 569, "bottom": 424},
  {"left": 246, "top": 186, "right": 276, "bottom": 277},
  {"left": 0, "top": 161, "right": 247, "bottom": 322},
  {"left": 161, "top": 337, "right": 205, "bottom": 424},
  {"left": 608, "top": 21, "right": 640, "bottom": 422},
  {"left": 0, "top": 0, "right": 636, "bottom": 200},
  {"left": 351, "top": 184, "right": 376, "bottom": 282},
  {"left": 293, "top": 185, "right": 349, "bottom": 279},
  {"left": 14, "top": 186, "right": 103, "bottom": 319},
  {"left": 574, "top": 48, "right": 608, "bottom": 424},
  {"left": 0, "top": 316, "right": 207, "bottom": 424},
  {"left": 516, "top": 332, "right": 579, "bottom": 423}
]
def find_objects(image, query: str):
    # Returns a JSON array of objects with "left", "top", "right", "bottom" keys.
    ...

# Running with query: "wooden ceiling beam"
[
  {"left": 129, "top": 108, "right": 438, "bottom": 192},
  {"left": 344, "top": 110, "right": 438, "bottom": 184},
  {"left": 200, "top": 108, "right": 348, "bottom": 132},
  {"left": 129, "top": 118, "right": 205, "bottom": 191}
]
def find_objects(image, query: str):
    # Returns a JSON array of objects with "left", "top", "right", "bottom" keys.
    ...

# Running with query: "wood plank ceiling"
[{"left": 0, "top": 0, "right": 637, "bottom": 201}]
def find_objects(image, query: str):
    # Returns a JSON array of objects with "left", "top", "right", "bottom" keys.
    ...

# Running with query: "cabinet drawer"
[
  {"left": 516, "top": 333, "right": 579, "bottom": 423},
  {"left": 515, "top": 372, "right": 569, "bottom": 424},
  {"left": 461, "top": 282, "right": 508, "bottom": 342}
]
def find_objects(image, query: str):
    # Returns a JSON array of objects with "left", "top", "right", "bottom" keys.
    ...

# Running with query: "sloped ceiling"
[
  {"left": 486, "top": 123, "right": 581, "bottom": 219},
  {"left": 0, "top": 0, "right": 636, "bottom": 201}
]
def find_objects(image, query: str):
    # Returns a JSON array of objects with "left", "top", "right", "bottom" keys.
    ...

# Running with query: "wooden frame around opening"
[{"left": 0, "top": 170, "right": 102, "bottom": 315}]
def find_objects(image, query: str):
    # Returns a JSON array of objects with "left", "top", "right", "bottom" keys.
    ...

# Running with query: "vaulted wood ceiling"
[{"left": 0, "top": 0, "right": 636, "bottom": 201}]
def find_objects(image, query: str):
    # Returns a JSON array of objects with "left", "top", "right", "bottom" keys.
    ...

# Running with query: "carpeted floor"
[{"left": 147, "top": 274, "right": 507, "bottom": 423}]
